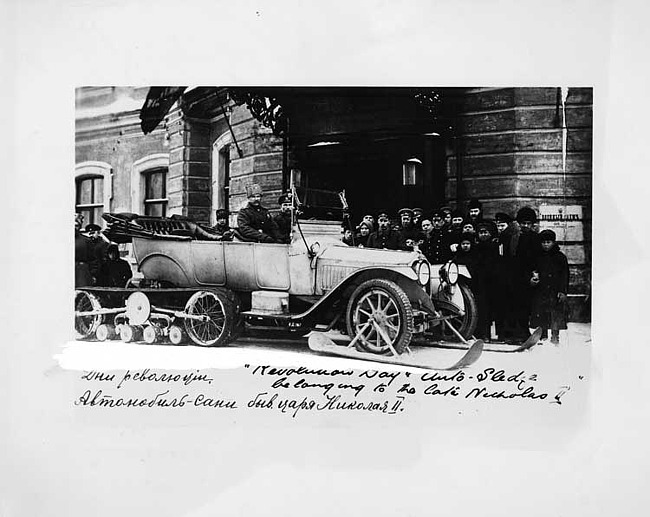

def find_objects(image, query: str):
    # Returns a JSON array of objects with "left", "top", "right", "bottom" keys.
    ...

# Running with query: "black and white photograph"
[
  {"left": 4, "top": 1, "right": 650, "bottom": 516},
  {"left": 71, "top": 86, "right": 592, "bottom": 368}
]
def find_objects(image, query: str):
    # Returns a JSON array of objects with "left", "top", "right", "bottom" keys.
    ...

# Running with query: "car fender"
[{"left": 305, "top": 266, "right": 436, "bottom": 319}]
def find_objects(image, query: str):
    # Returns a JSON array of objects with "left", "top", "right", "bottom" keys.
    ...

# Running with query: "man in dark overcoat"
[
  {"left": 272, "top": 192, "right": 293, "bottom": 244},
  {"left": 511, "top": 206, "right": 542, "bottom": 342},
  {"left": 493, "top": 211, "right": 520, "bottom": 341},
  {"left": 367, "top": 211, "right": 400, "bottom": 250},
  {"left": 421, "top": 210, "right": 451, "bottom": 264},
  {"left": 236, "top": 184, "right": 282, "bottom": 243},
  {"left": 97, "top": 244, "right": 133, "bottom": 287},
  {"left": 396, "top": 208, "right": 423, "bottom": 251},
  {"left": 85, "top": 223, "right": 110, "bottom": 281},
  {"left": 75, "top": 214, "right": 94, "bottom": 287},
  {"left": 473, "top": 220, "right": 499, "bottom": 340}
]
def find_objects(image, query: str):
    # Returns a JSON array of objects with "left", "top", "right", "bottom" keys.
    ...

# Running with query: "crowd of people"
[
  {"left": 343, "top": 199, "right": 570, "bottom": 345},
  {"left": 75, "top": 184, "right": 570, "bottom": 345},
  {"left": 75, "top": 213, "right": 132, "bottom": 289}
]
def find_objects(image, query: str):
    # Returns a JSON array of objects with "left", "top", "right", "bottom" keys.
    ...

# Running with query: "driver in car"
[
  {"left": 237, "top": 183, "right": 283, "bottom": 243},
  {"left": 272, "top": 192, "right": 293, "bottom": 244}
]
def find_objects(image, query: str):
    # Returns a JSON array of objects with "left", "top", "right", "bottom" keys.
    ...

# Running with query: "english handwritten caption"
[{"left": 74, "top": 365, "right": 575, "bottom": 417}]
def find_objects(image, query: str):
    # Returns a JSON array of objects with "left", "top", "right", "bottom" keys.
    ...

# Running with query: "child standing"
[
  {"left": 454, "top": 232, "right": 476, "bottom": 269},
  {"left": 530, "top": 229, "right": 569, "bottom": 344}
]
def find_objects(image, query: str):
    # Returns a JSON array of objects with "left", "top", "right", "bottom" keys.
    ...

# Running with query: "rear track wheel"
[
  {"left": 184, "top": 289, "right": 238, "bottom": 347},
  {"left": 75, "top": 290, "right": 103, "bottom": 339}
]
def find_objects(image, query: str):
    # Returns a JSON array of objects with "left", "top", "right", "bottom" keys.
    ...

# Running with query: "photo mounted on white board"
[{"left": 72, "top": 86, "right": 591, "bottom": 375}]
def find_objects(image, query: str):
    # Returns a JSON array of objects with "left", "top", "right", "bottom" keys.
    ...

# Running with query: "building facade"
[{"left": 75, "top": 86, "right": 592, "bottom": 321}]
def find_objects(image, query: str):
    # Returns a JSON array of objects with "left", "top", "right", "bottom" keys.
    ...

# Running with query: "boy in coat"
[{"left": 530, "top": 229, "right": 569, "bottom": 344}]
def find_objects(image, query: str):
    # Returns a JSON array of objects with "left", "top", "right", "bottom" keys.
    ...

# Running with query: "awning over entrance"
[
  {"left": 139, "top": 86, "right": 453, "bottom": 139},
  {"left": 139, "top": 87, "right": 186, "bottom": 134}
]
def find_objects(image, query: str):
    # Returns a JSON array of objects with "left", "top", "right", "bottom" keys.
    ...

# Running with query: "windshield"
[{"left": 294, "top": 187, "right": 344, "bottom": 221}]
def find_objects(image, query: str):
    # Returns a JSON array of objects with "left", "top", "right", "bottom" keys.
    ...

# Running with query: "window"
[
  {"left": 212, "top": 133, "right": 232, "bottom": 224},
  {"left": 402, "top": 157, "right": 423, "bottom": 186},
  {"left": 75, "top": 162, "right": 112, "bottom": 225},
  {"left": 131, "top": 154, "right": 170, "bottom": 215},
  {"left": 143, "top": 168, "right": 168, "bottom": 216},
  {"left": 76, "top": 176, "right": 104, "bottom": 224}
]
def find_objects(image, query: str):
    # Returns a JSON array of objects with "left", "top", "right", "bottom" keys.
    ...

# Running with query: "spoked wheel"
[
  {"left": 184, "top": 289, "right": 238, "bottom": 347},
  {"left": 435, "top": 280, "right": 478, "bottom": 341},
  {"left": 75, "top": 290, "right": 103, "bottom": 339},
  {"left": 346, "top": 279, "right": 414, "bottom": 355}
]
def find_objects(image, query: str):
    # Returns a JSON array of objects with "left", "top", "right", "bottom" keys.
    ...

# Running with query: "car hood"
[{"left": 317, "top": 242, "right": 421, "bottom": 267}]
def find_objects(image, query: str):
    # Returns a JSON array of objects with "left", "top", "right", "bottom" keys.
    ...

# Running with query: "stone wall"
[
  {"left": 446, "top": 87, "right": 592, "bottom": 321},
  {"left": 75, "top": 88, "right": 285, "bottom": 226},
  {"left": 75, "top": 87, "right": 168, "bottom": 216},
  {"left": 223, "top": 102, "right": 284, "bottom": 213}
]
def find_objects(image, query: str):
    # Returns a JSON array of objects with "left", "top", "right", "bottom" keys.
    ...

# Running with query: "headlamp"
[
  {"left": 439, "top": 261, "right": 459, "bottom": 286},
  {"left": 412, "top": 260, "right": 431, "bottom": 286}
]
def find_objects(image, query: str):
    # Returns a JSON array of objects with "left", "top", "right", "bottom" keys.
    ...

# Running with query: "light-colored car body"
[
  {"left": 133, "top": 231, "right": 434, "bottom": 310},
  {"left": 132, "top": 227, "right": 470, "bottom": 316}
]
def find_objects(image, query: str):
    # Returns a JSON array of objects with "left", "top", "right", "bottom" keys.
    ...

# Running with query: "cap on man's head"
[
  {"left": 377, "top": 209, "right": 390, "bottom": 220},
  {"left": 494, "top": 212, "right": 512, "bottom": 223},
  {"left": 431, "top": 209, "right": 442, "bottom": 219},
  {"left": 477, "top": 220, "right": 497, "bottom": 235},
  {"left": 412, "top": 207, "right": 423, "bottom": 216},
  {"left": 516, "top": 206, "right": 538, "bottom": 223},
  {"left": 451, "top": 209, "right": 464, "bottom": 219},
  {"left": 398, "top": 207, "right": 414, "bottom": 217},
  {"left": 85, "top": 223, "right": 101, "bottom": 232},
  {"left": 215, "top": 209, "right": 228, "bottom": 219},
  {"left": 539, "top": 229, "right": 557, "bottom": 242},
  {"left": 468, "top": 198, "right": 482, "bottom": 210},
  {"left": 440, "top": 205, "right": 452, "bottom": 214},
  {"left": 278, "top": 193, "right": 292, "bottom": 205},
  {"left": 246, "top": 183, "right": 263, "bottom": 197},
  {"left": 459, "top": 232, "right": 474, "bottom": 244}
]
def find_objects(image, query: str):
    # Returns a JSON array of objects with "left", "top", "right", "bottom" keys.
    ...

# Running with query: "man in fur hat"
[
  {"left": 207, "top": 209, "right": 234, "bottom": 241},
  {"left": 237, "top": 183, "right": 282, "bottom": 243},
  {"left": 467, "top": 198, "right": 483, "bottom": 224}
]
